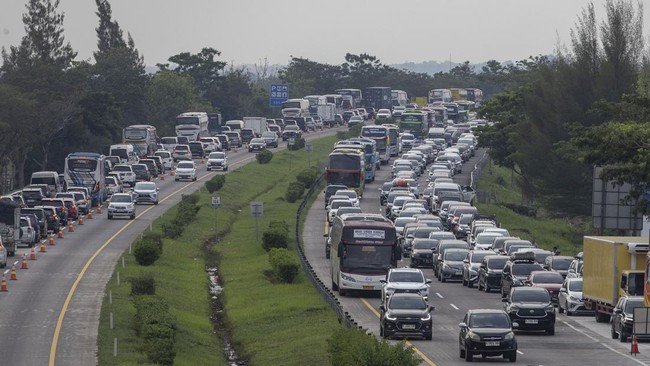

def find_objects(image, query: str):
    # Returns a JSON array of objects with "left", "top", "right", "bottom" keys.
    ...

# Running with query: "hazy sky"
[{"left": 1, "top": 0, "right": 648, "bottom": 66}]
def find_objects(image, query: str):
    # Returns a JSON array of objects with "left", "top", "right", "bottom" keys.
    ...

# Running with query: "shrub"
[
  {"left": 133, "top": 296, "right": 175, "bottom": 335},
  {"left": 161, "top": 223, "right": 183, "bottom": 239},
  {"left": 288, "top": 137, "right": 305, "bottom": 151},
  {"left": 130, "top": 272, "right": 156, "bottom": 296},
  {"left": 142, "top": 231, "right": 164, "bottom": 253},
  {"left": 180, "top": 193, "right": 200, "bottom": 205},
  {"left": 284, "top": 181, "right": 305, "bottom": 203},
  {"left": 256, "top": 149, "right": 273, "bottom": 164},
  {"left": 133, "top": 239, "right": 161, "bottom": 266},
  {"left": 262, "top": 227, "right": 289, "bottom": 251},
  {"left": 268, "top": 248, "right": 299, "bottom": 283},
  {"left": 145, "top": 337, "right": 176, "bottom": 365},
  {"left": 133, "top": 296, "right": 177, "bottom": 365},
  {"left": 327, "top": 327, "right": 420, "bottom": 366},
  {"left": 205, "top": 175, "right": 225, "bottom": 193},
  {"left": 268, "top": 220, "right": 289, "bottom": 234},
  {"left": 296, "top": 166, "right": 321, "bottom": 188}
]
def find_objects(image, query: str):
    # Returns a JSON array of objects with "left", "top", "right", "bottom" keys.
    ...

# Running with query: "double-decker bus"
[
  {"left": 382, "top": 124, "right": 400, "bottom": 157},
  {"left": 329, "top": 214, "right": 399, "bottom": 296},
  {"left": 360, "top": 125, "right": 390, "bottom": 165},
  {"left": 335, "top": 89, "right": 363, "bottom": 109},
  {"left": 399, "top": 111, "right": 427, "bottom": 138},
  {"left": 325, "top": 150, "right": 365, "bottom": 196},
  {"left": 123, "top": 124, "right": 158, "bottom": 158},
  {"left": 175, "top": 112, "right": 210, "bottom": 141},
  {"left": 64, "top": 152, "right": 107, "bottom": 206}
]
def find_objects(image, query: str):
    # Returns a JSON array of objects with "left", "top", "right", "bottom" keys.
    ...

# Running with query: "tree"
[
  {"left": 95, "top": 0, "right": 126, "bottom": 54},
  {"left": 162, "top": 48, "right": 226, "bottom": 96},
  {"left": 450, "top": 61, "right": 475, "bottom": 79}
]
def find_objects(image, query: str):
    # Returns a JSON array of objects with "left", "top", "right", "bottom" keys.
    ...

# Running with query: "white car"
[
  {"left": 18, "top": 217, "right": 37, "bottom": 247},
  {"left": 327, "top": 200, "right": 353, "bottom": 223},
  {"left": 376, "top": 109, "right": 392, "bottom": 119},
  {"left": 154, "top": 150, "right": 174, "bottom": 170},
  {"left": 559, "top": 278, "right": 587, "bottom": 316},
  {"left": 200, "top": 137, "right": 221, "bottom": 154},
  {"left": 175, "top": 161, "right": 197, "bottom": 181},
  {"left": 207, "top": 152, "right": 228, "bottom": 171},
  {"left": 133, "top": 181, "right": 159, "bottom": 205},
  {"left": 335, "top": 190, "right": 360, "bottom": 207},
  {"left": 104, "top": 176, "right": 122, "bottom": 196},
  {"left": 107, "top": 193, "right": 136, "bottom": 220},
  {"left": 112, "top": 164, "right": 136, "bottom": 187},
  {"left": 381, "top": 268, "right": 431, "bottom": 303}
]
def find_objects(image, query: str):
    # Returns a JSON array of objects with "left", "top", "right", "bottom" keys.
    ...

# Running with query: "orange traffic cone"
[
  {"left": 97, "top": 205, "right": 102, "bottom": 214},
  {"left": 68, "top": 222, "right": 74, "bottom": 232},
  {"left": 29, "top": 247, "right": 36, "bottom": 261},
  {"left": 39, "top": 241, "right": 47, "bottom": 253},
  {"left": 170, "top": 168, "right": 175, "bottom": 176},
  {"left": 88, "top": 210, "right": 93, "bottom": 219},
  {"left": 0, "top": 274, "right": 7, "bottom": 292},
  {"left": 57, "top": 228, "right": 63, "bottom": 238},
  {"left": 160, "top": 172, "right": 165, "bottom": 181},
  {"left": 631, "top": 335, "right": 640, "bottom": 355},
  {"left": 48, "top": 234, "right": 55, "bottom": 246},
  {"left": 9, "top": 264, "right": 17, "bottom": 280},
  {"left": 21, "top": 254, "right": 28, "bottom": 269},
  {"left": 78, "top": 216, "right": 84, "bottom": 225}
]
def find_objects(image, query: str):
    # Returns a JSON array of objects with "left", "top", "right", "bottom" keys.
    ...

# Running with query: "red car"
[{"left": 528, "top": 271, "right": 564, "bottom": 303}]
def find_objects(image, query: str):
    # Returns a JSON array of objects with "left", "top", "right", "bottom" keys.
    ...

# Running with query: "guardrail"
[
  {"left": 469, "top": 148, "right": 490, "bottom": 189},
  {"left": 294, "top": 174, "right": 364, "bottom": 330}
]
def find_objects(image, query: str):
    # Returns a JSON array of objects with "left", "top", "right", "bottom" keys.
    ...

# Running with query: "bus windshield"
[
  {"left": 341, "top": 245, "right": 393, "bottom": 274},
  {"left": 68, "top": 158, "right": 97, "bottom": 172},
  {"left": 327, "top": 171, "right": 361, "bottom": 187},
  {"left": 124, "top": 128, "right": 147, "bottom": 139},
  {"left": 329, "top": 155, "right": 361, "bottom": 170},
  {"left": 281, "top": 101, "right": 301, "bottom": 109},
  {"left": 176, "top": 117, "right": 200, "bottom": 125}
]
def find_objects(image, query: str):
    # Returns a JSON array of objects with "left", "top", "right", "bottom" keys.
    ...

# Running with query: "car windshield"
[
  {"left": 175, "top": 146, "right": 189, "bottom": 151},
  {"left": 389, "top": 272, "right": 424, "bottom": 283},
  {"left": 413, "top": 240, "right": 438, "bottom": 250},
  {"left": 262, "top": 132, "right": 276, "bottom": 138},
  {"left": 395, "top": 218, "right": 416, "bottom": 227},
  {"left": 488, "top": 258, "right": 508, "bottom": 269},
  {"left": 476, "top": 234, "right": 502, "bottom": 244},
  {"left": 209, "top": 152, "right": 225, "bottom": 159},
  {"left": 113, "top": 166, "right": 130, "bottom": 172},
  {"left": 511, "top": 289, "right": 550, "bottom": 303},
  {"left": 251, "top": 139, "right": 264, "bottom": 144},
  {"left": 569, "top": 280, "right": 583, "bottom": 292},
  {"left": 177, "top": 162, "right": 194, "bottom": 169},
  {"left": 135, "top": 183, "right": 156, "bottom": 190},
  {"left": 625, "top": 299, "right": 644, "bottom": 313},
  {"left": 111, "top": 195, "right": 132, "bottom": 203},
  {"left": 105, "top": 177, "right": 116, "bottom": 185},
  {"left": 470, "top": 252, "right": 490, "bottom": 263},
  {"left": 445, "top": 250, "right": 468, "bottom": 261},
  {"left": 551, "top": 258, "right": 572, "bottom": 270},
  {"left": 331, "top": 201, "right": 352, "bottom": 210},
  {"left": 512, "top": 263, "right": 543, "bottom": 276},
  {"left": 532, "top": 273, "right": 563, "bottom": 284},
  {"left": 389, "top": 296, "right": 427, "bottom": 310},
  {"left": 469, "top": 313, "right": 510, "bottom": 328}
]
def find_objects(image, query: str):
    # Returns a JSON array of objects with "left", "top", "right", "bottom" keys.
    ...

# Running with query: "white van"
[
  {"left": 29, "top": 171, "right": 63, "bottom": 197},
  {"left": 225, "top": 120, "right": 244, "bottom": 131},
  {"left": 428, "top": 127, "right": 446, "bottom": 140},
  {"left": 109, "top": 144, "right": 138, "bottom": 164}
]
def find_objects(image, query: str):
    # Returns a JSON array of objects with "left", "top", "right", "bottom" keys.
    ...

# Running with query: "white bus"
[
  {"left": 391, "top": 90, "right": 408, "bottom": 107},
  {"left": 335, "top": 89, "right": 363, "bottom": 109},
  {"left": 329, "top": 214, "right": 399, "bottom": 296},
  {"left": 281, "top": 99, "right": 310, "bottom": 118},
  {"left": 361, "top": 125, "right": 390, "bottom": 164},
  {"left": 428, "top": 89, "right": 452, "bottom": 103},
  {"left": 123, "top": 124, "right": 158, "bottom": 158},
  {"left": 64, "top": 152, "right": 107, "bottom": 206},
  {"left": 175, "top": 112, "right": 210, "bottom": 141}
]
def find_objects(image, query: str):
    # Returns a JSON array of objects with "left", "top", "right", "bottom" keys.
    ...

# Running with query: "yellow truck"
[{"left": 582, "top": 236, "right": 648, "bottom": 323}]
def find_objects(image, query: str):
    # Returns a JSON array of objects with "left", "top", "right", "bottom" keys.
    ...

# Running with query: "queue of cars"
[{"left": 321, "top": 116, "right": 592, "bottom": 363}]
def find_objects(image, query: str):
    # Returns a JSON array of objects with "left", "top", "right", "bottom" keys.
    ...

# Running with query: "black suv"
[
  {"left": 459, "top": 309, "right": 518, "bottom": 362},
  {"left": 379, "top": 293, "right": 434, "bottom": 340},
  {"left": 240, "top": 128, "right": 255, "bottom": 144},
  {"left": 503, "top": 287, "right": 556, "bottom": 335},
  {"left": 611, "top": 295, "right": 644, "bottom": 342},
  {"left": 139, "top": 159, "right": 159, "bottom": 178},
  {"left": 188, "top": 141, "right": 205, "bottom": 159},
  {"left": 500, "top": 253, "right": 544, "bottom": 299},
  {"left": 477, "top": 255, "right": 509, "bottom": 293},
  {"left": 410, "top": 239, "right": 438, "bottom": 268}
]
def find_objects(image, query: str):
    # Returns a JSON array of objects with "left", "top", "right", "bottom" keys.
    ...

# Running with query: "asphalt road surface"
[
  {"left": 0, "top": 126, "right": 341, "bottom": 366},
  {"left": 302, "top": 148, "right": 650, "bottom": 365}
]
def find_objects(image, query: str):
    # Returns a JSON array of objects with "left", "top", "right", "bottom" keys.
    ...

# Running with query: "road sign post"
[
  {"left": 305, "top": 142, "right": 313, "bottom": 167},
  {"left": 250, "top": 201, "right": 264, "bottom": 241},
  {"left": 269, "top": 84, "right": 289, "bottom": 108},
  {"left": 212, "top": 195, "right": 221, "bottom": 242},
  {"left": 288, "top": 138, "right": 295, "bottom": 170}
]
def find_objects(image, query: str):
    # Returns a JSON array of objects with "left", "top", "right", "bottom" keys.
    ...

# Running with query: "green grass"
[
  {"left": 475, "top": 161, "right": 587, "bottom": 255},
  {"left": 98, "top": 136, "right": 342, "bottom": 366}
]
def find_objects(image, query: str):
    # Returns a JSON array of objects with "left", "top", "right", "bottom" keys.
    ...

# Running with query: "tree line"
[{"left": 476, "top": 0, "right": 649, "bottom": 216}]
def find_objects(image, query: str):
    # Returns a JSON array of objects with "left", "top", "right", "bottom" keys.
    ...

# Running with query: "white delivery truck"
[
  {"left": 242, "top": 117, "right": 268, "bottom": 136},
  {"left": 317, "top": 103, "right": 336, "bottom": 126}
]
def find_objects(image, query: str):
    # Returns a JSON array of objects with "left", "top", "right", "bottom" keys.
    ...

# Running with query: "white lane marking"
[
  {"left": 559, "top": 319, "right": 647, "bottom": 365},
  {"left": 450, "top": 303, "right": 459, "bottom": 310},
  {"left": 516, "top": 350, "right": 523, "bottom": 355},
  {"left": 435, "top": 292, "right": 443, "bottom": 299}
]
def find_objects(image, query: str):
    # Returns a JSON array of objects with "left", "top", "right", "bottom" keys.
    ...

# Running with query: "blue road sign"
[{"left": 270, "top": 84, "right": 289, "bottom": 107}]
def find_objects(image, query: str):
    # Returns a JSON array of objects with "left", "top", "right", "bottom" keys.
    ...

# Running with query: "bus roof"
[
  {"left": 67, "top": 152, "right": 103, "bottom": 159},
  {"left": 125, "top": 124, "right": 156, "bottom": 129},
  {"left": 177, "top": 112, "right": 208, "bottom": 117}
]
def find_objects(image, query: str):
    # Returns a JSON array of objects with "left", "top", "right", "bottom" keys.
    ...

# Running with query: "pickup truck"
[
  {"left": 582, "top": 236, "right": 648, "bottom": 323},
  {"left": 0, "top": 200, "right": 21, "bottom": 257}
]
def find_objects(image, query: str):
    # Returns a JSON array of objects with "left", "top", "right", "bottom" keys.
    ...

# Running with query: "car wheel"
[
  {"left": 611, "top": 324, "right": 619, "bottom": 339},
  {"left": 441, "top": 277, "right": 446, "bottom": 283},
  {"left": 130, "top": 214, "right": 135, "bottom": 220},
  {"left": 154, "top": 201, "right": 159, "bottom": 205},
  {"left": 425, "top": 331, "right": 432, "bottom": 340},
  {"left": 380, "top": 324, "right": 384, "bottom": 337},
  {"left": 507, "top": 351, "right": 517, "bottom": 362},
  {"left": 546, "top": 327, "right": 555, "bottom": 336},
  {"left": 467, "top": 280, "right": 474, "bottom": 288},
  {"left": 339, "top": 288, "right": 346, "bottom": 297},
  {"left": 558, "top": 302, "right": 565, "bottom": 314},
  {"left": 620, "top": 330, "right": 628, "bottom": 342},
  {"left": 193, "top": 177, "right": 197, "bottom": 181},
  {"left": 331, "top": 279, "right": 338, "bottom": 291},
  {"left": 461, "top": 277, "right": 467, "bottom": 286},
  {"left": 465, "top": 349, "right": 473, "bottom": 362},
  {"left": 107, "top": 214, "right": 112, "bottom": 220}
]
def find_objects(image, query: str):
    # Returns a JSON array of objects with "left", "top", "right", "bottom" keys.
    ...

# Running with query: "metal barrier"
[
  {"left": 294, "top": 174, "right": 363, "bottom": 330},
  {"left": 470, "top": 149, "right": 490, "bottom": 190}
]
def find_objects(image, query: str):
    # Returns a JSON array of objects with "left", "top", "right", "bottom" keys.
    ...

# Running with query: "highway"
[
  {"left": 0, "top": 127, "right": 341, "bottom": 366},
  {"left": 302, "top": 148, "right": 650, "bottom": 365}
]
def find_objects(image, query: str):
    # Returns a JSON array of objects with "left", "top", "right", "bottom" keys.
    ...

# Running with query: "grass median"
[
  {"left": 97, "top": 134, "right": 342, "bottom": 366},
  {"left": 475, "top": 160, "right": 588, "bottom": 255}
]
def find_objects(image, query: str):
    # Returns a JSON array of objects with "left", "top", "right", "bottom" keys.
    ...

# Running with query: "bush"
[
  {"left": 268, "top": 220, "right": 289, "bottom": 234},
  {"left": 130, "top": 272, "right": 156, "bottom": 296},
  {"left": 256, "top": 149, "right": 273, "bottom": 164},
  {"left": 133, "top": 296, "right": 176, "bottom": 335},
  {"left": 142, "top": 231, "right": 164, "bottom": 253},
  {"left": 180, "top": 193, "right": 199, "bottom": 205},
  {"left": 133, "top": 239, "right": 161, "bottom": 266},
  {"left": 133, "top": 296, "right": 177, "bottom": 365},
  {"left": 262, "top": 227, "right": 289, "bottom": 251},
  {"left": 161, "top": 223, "right": 183, "bottom": 239},
  {"left": 327, "top": 327, "right": 420, "bottom": 366},
  {"left": 145, "top": 337, "right": 176, "bottom": 365},
  {"left": 205, "top": 175, "right": 225, "bottom": 193},
  {"left": 288, "top": 137, "right": 305, "bottom": 151},
  {"left": 284, "top": 181, "right": 305, "bottom": 203},
  {"left": 296, "top": 166, "right": 321, "bottom": 188},
  {"left": 268, "top": 248, "right": 299, "bottom": 283}
]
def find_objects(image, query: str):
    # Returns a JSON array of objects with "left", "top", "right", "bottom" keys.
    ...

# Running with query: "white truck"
[
  {"left": 317, "top": 104, "right": 336, "bottom": 126},
  {"left": 242, "top": 117, "right": 268, "bottom": 136},
  {"left": 281, "top": 99, "right": 310, "bottom": 118}
]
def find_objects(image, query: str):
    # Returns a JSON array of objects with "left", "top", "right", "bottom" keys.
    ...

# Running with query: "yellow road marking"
[
  {"left": 360, "top": 298, "right": 437, "bottom": 366},
  {"left": 48, "top": 155, "right": 255, "bottom": 365}
]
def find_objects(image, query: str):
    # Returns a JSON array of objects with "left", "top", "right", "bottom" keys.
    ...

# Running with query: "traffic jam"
[{"left": 315, "top": 87, "right": 647, "bottom": 363}]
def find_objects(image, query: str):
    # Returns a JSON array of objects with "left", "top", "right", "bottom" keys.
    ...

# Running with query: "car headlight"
[
  {"left": 545, "top": 304, "right": 555, "bottom": 313},
  {"left": 442, "top": 263, "right": 451, "bottom": 270},
  {"left": 512, "top": 278, "right": 523, "bottom": 286},
  {"left": 508, "top": 305, "right": 519, "bottom": 313},
  {"left": 385, "top": 313, "right": 397, "bottom": 321},
  {"left": 469, "top": 269, "right": 478, "bottom": 275},
  {"left": 420, "top": 313, "right": 431, "bottom": 321},
  {"left": 340, "top": 273, "right": 356, "bottom": 282},
  {"left": 503, "top": 332, "right": 515, "bottom": 340},
  {"left": 469, "top": 332, "right": 481, "bottom": 341}
]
